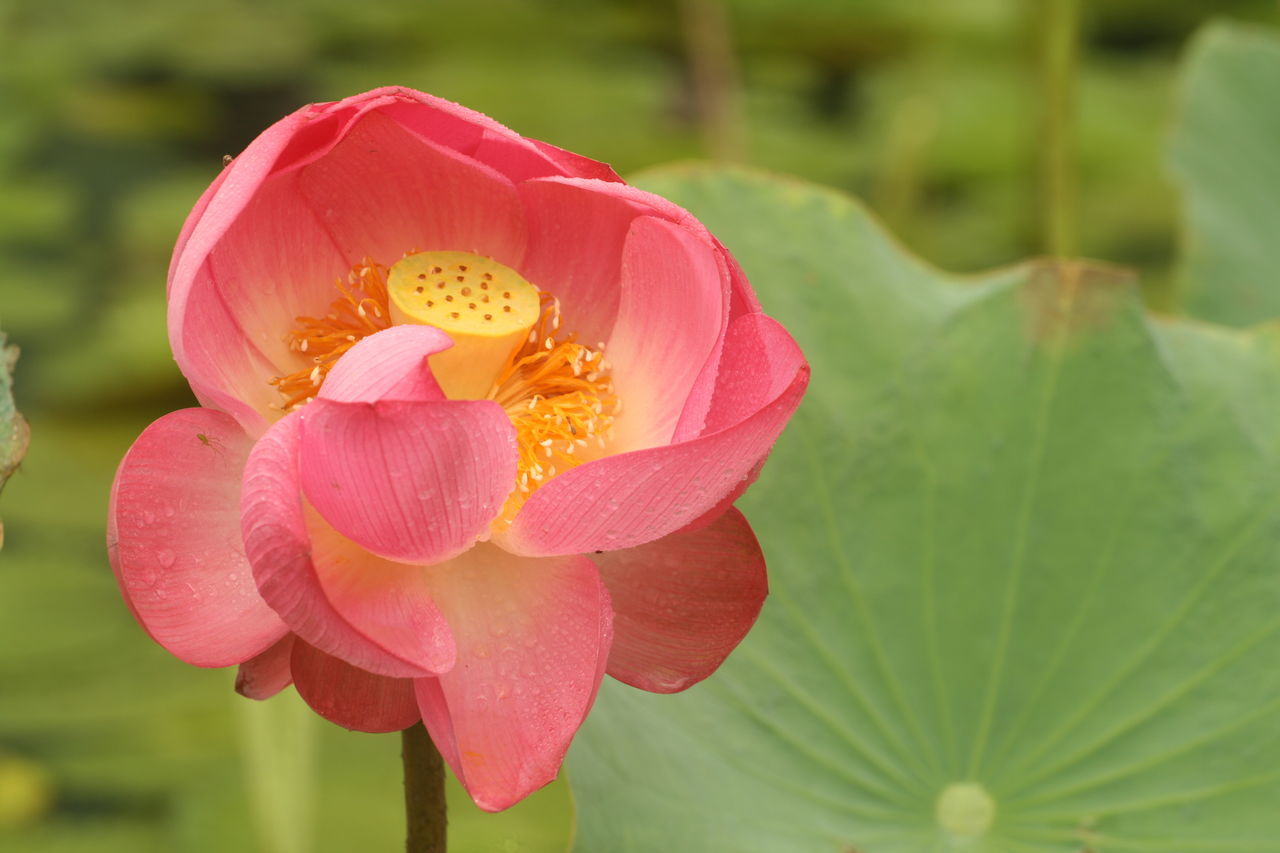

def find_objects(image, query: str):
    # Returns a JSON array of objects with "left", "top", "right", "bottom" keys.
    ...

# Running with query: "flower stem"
[
  {"left": 1038, "top": 0, "right": 1080, "bottom": 258},
  {"left": 402, "top": 723, "right": 447, "bottom": 853}
]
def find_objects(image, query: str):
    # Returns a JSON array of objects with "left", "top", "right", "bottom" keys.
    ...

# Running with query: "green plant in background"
[
  {"left": 0, "top": 331, "right": 28, "bottom": 548},
  {"left": 1169, "top": 22, "right": 1280, "bottom": 326}
]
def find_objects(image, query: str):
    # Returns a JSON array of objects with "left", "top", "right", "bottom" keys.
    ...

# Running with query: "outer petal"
[
  {"left": 502, "top": 313, "right": 808, "bottom": 556},
  {"left": 528, "top": 139, "right": 623, "bottom": 183},
  {"left": 595, "top": 508, "right": 767, "bottom": 693},
  {"left": 376, "top": 89, "right": 621, "bottom": 184},
  {"left": 167, "top": 108, "right": 317, "bottom": 433},
  {"left": 241, "top": 413, "right": 455, "bottom": 678},
  {"left": 606, "top": 215, "right": 728, "bottom": 451},
  {"left": 191, "top": 174, "right": 350, "bottom": 408},
  {"left": 108, "top": 408, "right": 288, "bottom": 668},
  {"left": 291, "top": 640, "right": 421, "bottom": 732},
  {"left": 171, "top": 274, "right": 284, "bottom": 436},
  {"left": 167, "top": 162, "right": 231, "bottom": 297},
  {"left": 236, "top": 634, "right": 296, "bottom": 700},
  {"left": 413, "top": 546, "right": 613, "bottom": 812},
  {"left": 298, "top": 397, "right": 516, "bottom": 565},
  {"left": 296, "top": 109, "right": 527, "bottom": 271},
  {"left": 715, "top": 234, "right": 763, "bottom": 321}
]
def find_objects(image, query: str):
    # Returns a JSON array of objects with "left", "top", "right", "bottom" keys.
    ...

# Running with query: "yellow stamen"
[
  {"left": 488, "top": 291, "right": 617, "bottom": 526},
  {"left": 270, "top": 259, "right": 391, "bottom": 411}
]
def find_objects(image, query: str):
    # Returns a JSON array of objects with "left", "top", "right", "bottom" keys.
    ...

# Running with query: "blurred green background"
[{"left": 2, "top": 0, "right": 1279, "bottom": 850}]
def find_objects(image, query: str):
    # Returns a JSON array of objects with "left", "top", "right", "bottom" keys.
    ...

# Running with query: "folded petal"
[
  {"left": 298, "top": 397, "right": 516, "bottom": 564},
  {"left": 317, "top": 324, "right": 451, "bottom": 404},
  {"left": 108, "top": 408, "right": 287, "bottom": 667},
  {"left": 517, "top": 177, "right": 650, "bottom": 346},
  {"left": 168, "top": 163, "right": 231, "bottom": 297},
  {"left": 527, "top": 140, "right": 623, "bottom": 183},
  {"left": 716, "top": 234, "right": 762, "bottom": 322},
  {"left": 595, "top": 508, "right": 767, "bottom": 693},
  {"left": 241, "top": 413, "right": 455, "bottom": 678},
  {"left": 606, "top": 215, "right": 728, "bottom": 452},
  {"left": 171, "top": 274, "right": 284, "bottom": 435},
  {"left": 291, "top": 640, "right": 421, "bottom": 732},
  {"left": 236, "top": 634, "right": 296, "bottom": 700},
  {"left": 502, "top": 313, "right": 808, "bottom": 556},
  {"left": 168, "top": 109, "right": 321, "bottom": 432},
  {"left": 519, "top": 177, "right": 738, "bottom": 393},
  {"left": 414, "top": 546, "right": 613, "bottom": 812},
  {"left": 189, "top": 172, "right": 351, "bottom": 399}
]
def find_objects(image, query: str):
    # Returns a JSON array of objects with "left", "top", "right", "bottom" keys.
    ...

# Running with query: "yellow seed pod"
[{"left": 387, "top": 251, "right": 541, "bottom": 399}]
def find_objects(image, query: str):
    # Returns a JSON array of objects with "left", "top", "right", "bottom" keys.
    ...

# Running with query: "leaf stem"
[
  {"left": 402, "top": 723, "right": 447, "bottom": 853},
  {"left": 1039, "top": 0, "right": 1079, "bottom": 257}
]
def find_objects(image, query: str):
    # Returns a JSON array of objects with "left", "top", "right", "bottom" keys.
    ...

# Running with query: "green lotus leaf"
[
  {"left": 1170, "top": 21, "right": 1280, "bottom": 326},
  {"left": 567, "top": 165, "right": 1280, "bottom": 852}
]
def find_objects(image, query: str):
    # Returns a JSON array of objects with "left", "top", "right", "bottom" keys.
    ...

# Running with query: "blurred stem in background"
[
  {"left": 1040, "top": 0, "right": 1080, "bottom": 257},
  {"left": 236, "top": 686, "right": 317, "bottom": 853},
  {"left": 873, "top": 0, "right": 942, "bottom": 237},
  {"left": 679, "top": 0, "right": 744, "bottom": 162}
]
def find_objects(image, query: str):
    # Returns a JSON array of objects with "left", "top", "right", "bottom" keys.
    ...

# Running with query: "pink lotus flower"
[{"left": 107, "top": 87, "right": 807, "bottom": 811}]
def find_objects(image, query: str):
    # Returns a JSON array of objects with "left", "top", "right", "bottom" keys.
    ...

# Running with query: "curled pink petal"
[
  {"left": 241, "top": 413, "right": 455, "bottom": 678},
  {"left": 596, "top": 508, "right": 767, "bottom": 693},
  {"left": 606, "top": 215, "right": 728, "bottom": 452},
  {"left": 518, "top": 177, "right": 649, "bottom": 346},
  {"left": 108, "top": 408, "right": 287, "bottom": 667},
  {"left": 317, "top": 325, "right": 451, "bottom": 404},
  {"left": 189, "top": 174, "right": 350, "bottom": 406},
  {"left": 168, "top": 163, "right": 230, "bottom": 297},
  {"left": 236, "top": 634, "right": 296, "bottom": 700},
  {"left": 168, "top": 110, "right": 316, "bottom": 431},
  {"left": 715, "top": 234, "right": 762, "bottom": 321},
  {"left": 291, "top": 640, "right": 421, "bottom": 733},
  {"left": 298, "top": 397, "right": 516, "bottom": 564},
  {"left": 527, "top": 139, "right": 623, "bottom": 183},
  {"left": 414, "top": 546, "right": 613, "bottom": 812},
  {"left": 503, "top": 313, "right": 808, "bottom": 556},
  {"left": 306, "top": 509, "right": 456, "bottom": 674}
]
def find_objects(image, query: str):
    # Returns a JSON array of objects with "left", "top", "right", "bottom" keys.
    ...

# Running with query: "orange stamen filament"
[
  {"left": 270, "top": 258, "right": 391, "bottom": 411},
  {"left": 488, "top": 292, "right": 618, "bottom": 519}
]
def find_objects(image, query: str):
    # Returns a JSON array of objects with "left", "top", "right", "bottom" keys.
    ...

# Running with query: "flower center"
[
  {"left": 273, "top": 251, "right": 618, "bottom": 519},
  {"left": 386, "top": 251, "right": 542, "bottom": 400}
]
